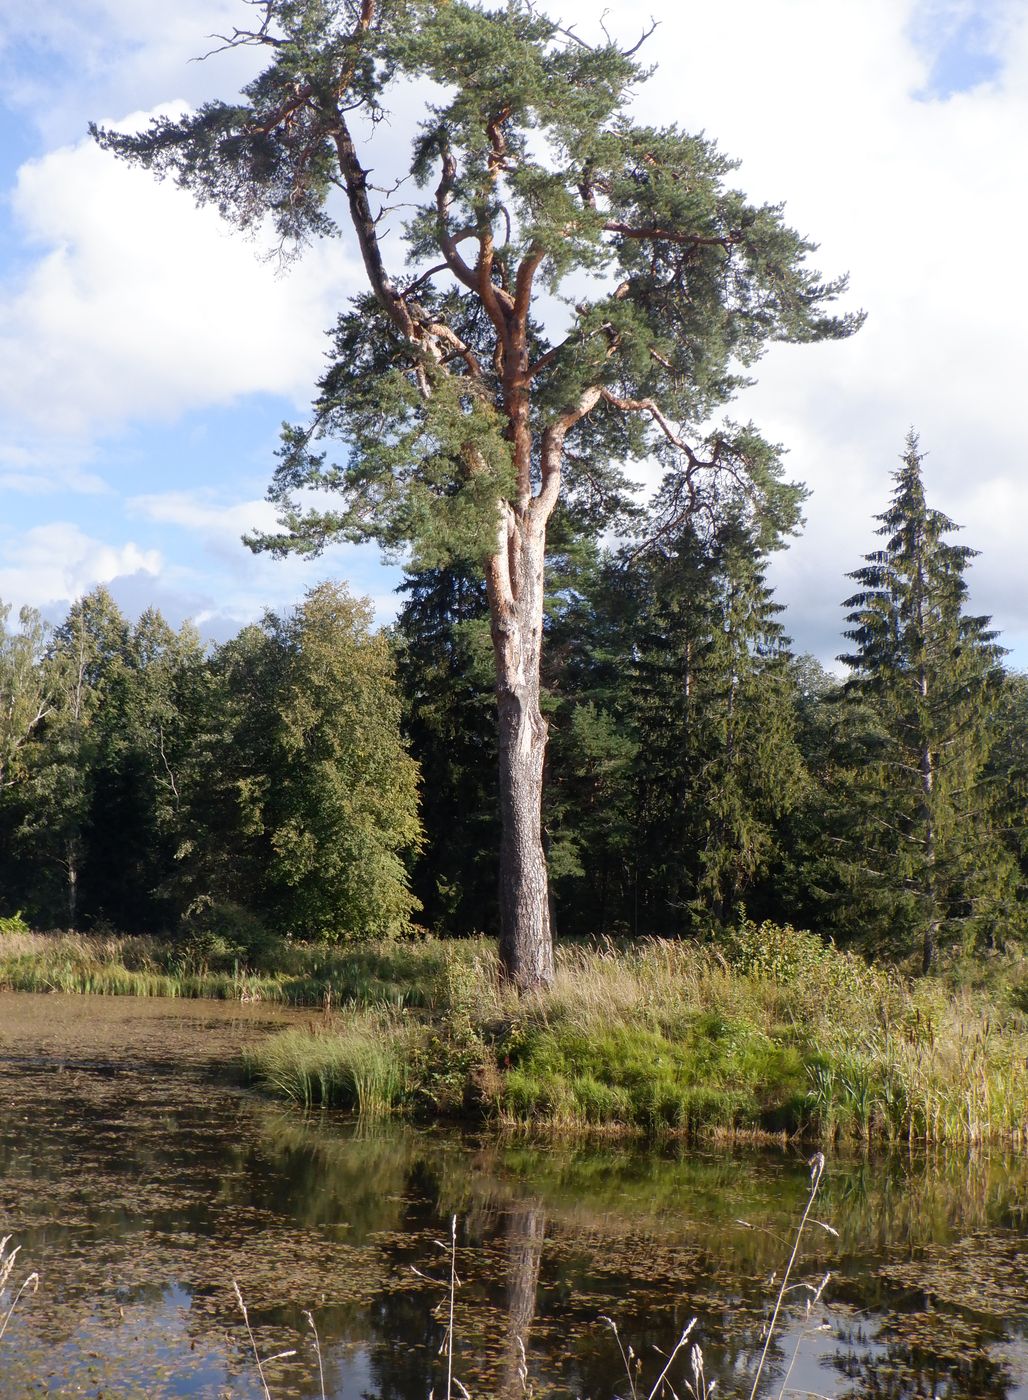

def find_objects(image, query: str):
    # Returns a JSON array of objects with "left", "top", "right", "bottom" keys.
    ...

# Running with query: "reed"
[
  {"left": 0, "top": 1236, "right": 38, "bottom": 1344},
  {"left": 3, "top": 925, "right": 1025, "bottom": 1142},
  {"left": 246, "top": 1018, "right": 413, "bottom": 1113}
]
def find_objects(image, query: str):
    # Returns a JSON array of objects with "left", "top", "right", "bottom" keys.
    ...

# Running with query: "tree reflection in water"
[{"left": 0, "top": 993, "right": 1025, "bottom": 1398}]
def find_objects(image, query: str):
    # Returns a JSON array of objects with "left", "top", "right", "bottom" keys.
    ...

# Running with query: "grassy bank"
[
  {"left": 0, "top": 929, "right": 453, "bottom": 1006},
  {"left": 2, "top": 923, "right": 1026, "bottom": 1144},
  {"left": 246, "top": 924, "right": 1028, "bottom": 1145}
]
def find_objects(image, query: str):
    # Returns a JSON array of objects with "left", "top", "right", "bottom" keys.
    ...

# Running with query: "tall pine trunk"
[
  {"left": 919, "top": 735, "right": 939, "bottom": 974},
  {"left": 488, "top": 518, "right": 555, "bottom": 991}
]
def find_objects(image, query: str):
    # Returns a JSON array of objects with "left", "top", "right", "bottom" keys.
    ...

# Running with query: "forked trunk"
[{"left": 488, "top": 517, "right": 555, "bottom": 991}]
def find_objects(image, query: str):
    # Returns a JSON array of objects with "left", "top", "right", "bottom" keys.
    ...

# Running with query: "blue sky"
[{"left": 1, "top": 0, "right": 1026, "bottom": 666}]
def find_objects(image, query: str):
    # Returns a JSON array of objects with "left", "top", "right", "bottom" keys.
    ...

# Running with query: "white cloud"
[
  {"left": 125, "top": 487, "right": 403, "bottom": 630},
  {"left": 0, "top": 522, "right": 161, "bottom": 611},
  {"left": 0, "top": 1, "right": 265, "bottom": 142},
  {"left": 0, "top": 121, "right": 362, "bottom": 443},
  {"left": 128, "top": 489, "right": 278, "bottom": 538}
]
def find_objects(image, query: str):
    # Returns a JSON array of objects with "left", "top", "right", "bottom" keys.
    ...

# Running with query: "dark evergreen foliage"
[
  {"left": 837, "top": 434, "right": 1016, "bottom": 969},
  {"left": 392, "top": 565, "right": 499, "bottom": 935}
]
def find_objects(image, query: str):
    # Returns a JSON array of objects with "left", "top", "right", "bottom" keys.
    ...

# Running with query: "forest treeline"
[{"left": 1, "top": 437, "right": 1025, "bottom": 973}]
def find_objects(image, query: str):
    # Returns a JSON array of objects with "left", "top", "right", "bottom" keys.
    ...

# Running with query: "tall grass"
[
  {"left": 246, "top": 1019, "right": 412, "bottom": 1114},
  {"left": 4, "top": 924, "right": 1026, "bottom": 1143},
  {"left": 0, "top": 930, "right": 453, "bottom": 1008},
  {"left": 246, "top": 926, "right": 1028, "bottom": 1144}
]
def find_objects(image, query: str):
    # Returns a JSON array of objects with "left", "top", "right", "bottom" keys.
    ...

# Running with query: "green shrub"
[{"left": 178, "top": 898, "right": 277, "bottom": 971}]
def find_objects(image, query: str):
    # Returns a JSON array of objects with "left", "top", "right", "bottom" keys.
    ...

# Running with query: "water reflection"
[{"left": 0, "top": 992, "right": 1025, "bottom": 1398}]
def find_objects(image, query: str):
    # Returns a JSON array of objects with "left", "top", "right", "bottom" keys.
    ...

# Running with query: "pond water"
[{"left": 0, "top": 990, "right": 1025, "bottom": 1399}]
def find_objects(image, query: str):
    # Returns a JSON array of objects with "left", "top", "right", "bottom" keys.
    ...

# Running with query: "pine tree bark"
[{"left": 488, "top": 517, "right": 555, "bottom": 991}]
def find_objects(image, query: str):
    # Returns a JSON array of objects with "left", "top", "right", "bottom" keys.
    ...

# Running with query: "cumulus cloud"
[
  {"left": 0, "top": 121, "right": 363, "bottom": 445},
  {"left": 0, "top": 522, "right": 161, "bottom": 611},
  {"left": 1, "top": 0, "right": 1027, "bottom": 661},
  {"left": 0, "top": 0, "right": 264, "bottom": 142}
]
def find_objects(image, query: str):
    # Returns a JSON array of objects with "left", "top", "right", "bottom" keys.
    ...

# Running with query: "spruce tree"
[
  {"left": 392, "top": 565, "right": 499, "bottom": 935},
  {"left": 839, "top": 433, "right": 1013, "bottom": 972},
  {"left": 632, "top": 508, "right": 807, "bottom": 930},
  {"left": 541, "top": 539, "right": 638, "bottom": 936},
  {"left": 93, "top": 0, "right": 860, "bottom": 985}
]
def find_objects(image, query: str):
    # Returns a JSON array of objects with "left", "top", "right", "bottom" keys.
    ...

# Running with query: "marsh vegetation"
[{"left": 0, "top": 992, "right": 1026, "bottom": 1397}]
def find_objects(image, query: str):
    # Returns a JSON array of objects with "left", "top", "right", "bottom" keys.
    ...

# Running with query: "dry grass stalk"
[
  {"left": 303, "top": 1309, "right": 326, "bottom": 1400},
  {"left": 232, "top": 1278, "right": 296, "bottom": 1400},
  {"left": 0, "top": 1236, "right": 39, "bottom": 1344},
  {"left": 748, "top": 1153, "right": 826, "bottom": 1400}
]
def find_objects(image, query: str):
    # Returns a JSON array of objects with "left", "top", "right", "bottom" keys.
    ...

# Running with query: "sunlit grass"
[
  {"left": 246, "top": 926, "right": 1028, "bottom": 1144},
  {"left": 0, "top": 930, "right": 454, "bottom": 1007},
  {"left": 3, "top": 924, "right": 1026, "bottom": 1142}
]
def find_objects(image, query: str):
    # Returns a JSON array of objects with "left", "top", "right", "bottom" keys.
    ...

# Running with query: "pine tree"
[
  {"left": 839, "top": 433, "right": 1012, "bottom": 972},
  {"left": 93, "top": 0, "right": 859, "bottom": 987}
]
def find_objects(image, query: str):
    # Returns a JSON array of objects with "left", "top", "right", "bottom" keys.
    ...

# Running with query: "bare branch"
[
  {"left": 194, "top": 3, "right": 284, "bottom": 60},
  {"left": 624, "top": 18, "right": 659, "bottom": 57},
  {"left": 598, "top": 388, "right": 702, "bottom": 463},
  {"left": 552, "top": 22, "right": 593, "bottom": 51}
]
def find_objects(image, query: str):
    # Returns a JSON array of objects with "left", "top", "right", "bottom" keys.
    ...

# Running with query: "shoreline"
[{"left": 1, "top": 927, "right": 1026, "bottom": 1146}]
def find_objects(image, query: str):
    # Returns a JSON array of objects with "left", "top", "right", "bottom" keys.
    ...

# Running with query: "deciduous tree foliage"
[
  {"left": 178, "top": 584, "right": 422, "bottom": 940},
  {"left": 93, "top": 0, "right": 860, "bottom": 987},
  {"left": 0, "top": 603, "right": 53, "bottom": 795},
  {"left": 263, "top": 583, "right": 423, "bottom": 938}
]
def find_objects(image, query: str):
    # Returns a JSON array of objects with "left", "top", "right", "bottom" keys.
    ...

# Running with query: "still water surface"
[{"left": 0, "top": 991, "right": 1025, "bottom": 1399}]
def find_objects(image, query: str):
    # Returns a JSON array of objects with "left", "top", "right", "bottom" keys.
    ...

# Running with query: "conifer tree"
[
  {"left": 392, "top": 564, "right": 498, "bottom": 934},
  {"left": 540, "top": 537, "right": 638, "bottom": 935},
  {"left": 93, "top": 0, "right": 859, "bottom": 985},
  {"left": 632, "top": 507, "right": 807, "bottom": 930},
  {"left": 839, "top": 433, "right": 1013, "bottom": 971},
  {"left": 15, "top": 588, "right": 131, "bottom": 927}
]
